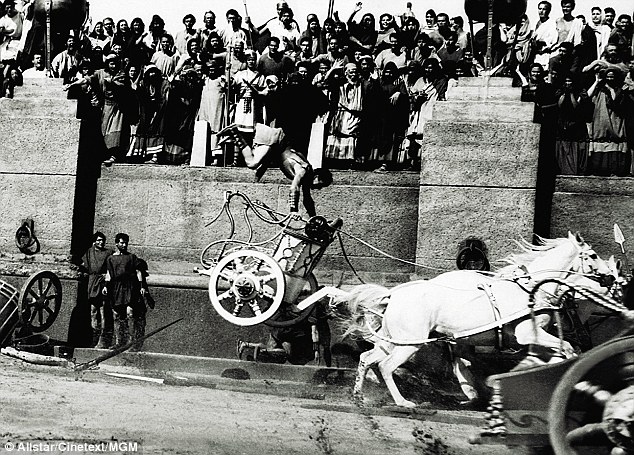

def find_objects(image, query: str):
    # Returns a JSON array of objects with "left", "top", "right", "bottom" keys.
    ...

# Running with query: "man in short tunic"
[{"left": 81, "top": 232, "right": 112, "bottom": 348}]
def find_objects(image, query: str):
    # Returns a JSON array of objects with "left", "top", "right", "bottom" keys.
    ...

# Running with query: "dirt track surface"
[{"left": 0, "top": 354, "right": 530, "bottom": 455}]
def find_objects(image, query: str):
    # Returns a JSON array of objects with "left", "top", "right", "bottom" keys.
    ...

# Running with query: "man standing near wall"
[
  {"left": 103, "top": 233, "right": 147, "bottom": 350},
  {"left": 81, "top": 232, "right": 112, "bottom": 348}
]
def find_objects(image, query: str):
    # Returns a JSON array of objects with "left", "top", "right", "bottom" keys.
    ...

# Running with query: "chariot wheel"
[
  {"left": 265, "top": 273, "right": 318, "bottom": 328},
  {"left": 549, "top": 335, "right": 634, "bottom": 455},
  {"left": 19, "top": 271, "right": 62, "bottom": 333},
  {"left": 208, "top": 250, "right": 285, "bottom": 326}
]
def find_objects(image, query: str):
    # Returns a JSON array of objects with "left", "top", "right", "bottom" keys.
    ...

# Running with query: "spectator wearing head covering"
[
  {"left": 301, "top": 14, "right": 326, "bottom": 57},
  {"left": 233, "top": 49, "right": 267, "bottom": 133},
  {"left": 347, "top": 3, "right": 378, "bottom": 56}
]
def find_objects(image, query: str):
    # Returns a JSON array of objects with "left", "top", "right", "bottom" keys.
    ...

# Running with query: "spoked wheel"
[
  {"left": 549, "top": 336, "right": 634, "bottom": 455},
  {"left": 265, "top": 273, "right": 318, "bottom": 328},
  {"left": 208, "top": 250, "right": 285, "bottom": 326},
  {"left": 19, "top": 271, "right": 62, "bottom": 333}
]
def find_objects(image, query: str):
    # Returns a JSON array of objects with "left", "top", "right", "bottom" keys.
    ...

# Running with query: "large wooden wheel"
[
  {"left": 265, "top": 273, "right": 318, "bottom": 328},
  {"left": 19, "top": 271, "right": 62, "bottom": 333},
  {"left": 208, "top": 250, "right": 285, "bottom": 326},
  {"left": 549, "top": 335, "right": 634, "bottom": 455}
]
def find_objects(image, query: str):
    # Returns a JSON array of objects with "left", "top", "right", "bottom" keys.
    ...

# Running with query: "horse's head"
[{"left": 568, "top": 231, "right": 615, "bottom": 288}]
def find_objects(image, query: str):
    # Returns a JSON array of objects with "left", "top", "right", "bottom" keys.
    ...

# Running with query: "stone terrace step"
[
  {"left": 22, "top": 76, "right": 64, "bottom": 87},
  {"left": 432, "top": 99, "right": 534, "bottom": 122},
  {"left": 421, "top": 121, "right": 540, "bottom": 187},
  {"left": 453, "top": 76, "right": 514, "bottom": 87},
  {"left": 0, "top": 96, "right": 76, "bottom": 118},
  {"left": 446, "top": 85, "right": 521, "bottom": 101},
  {"left": 14, "top": 83, "right": 69, "bottom": 99}
]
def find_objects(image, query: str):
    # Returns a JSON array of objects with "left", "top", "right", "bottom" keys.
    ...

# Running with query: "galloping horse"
[{"left": 333, "top": 232, "right": 613, "bottom": 408}]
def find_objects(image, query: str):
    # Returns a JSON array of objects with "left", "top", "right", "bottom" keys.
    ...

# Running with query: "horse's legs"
[
  {"left": 515, "top": 317, "right": 575, "bottom": 358},
  {"left": 354, "top": 346, "right": 388, "bottom": 401},
  {"left": 377, "top": 345, "right": 420, "bottom": 408},
  {"left": 450, "top": 350, "right": 479, "bottom": 403}
]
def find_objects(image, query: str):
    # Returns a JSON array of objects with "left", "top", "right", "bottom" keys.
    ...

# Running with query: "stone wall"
[
  {"left": 0, "top": 78, "right": 80, "bottom": 256},
  {"left": 416, "top": 77, "right": 541, "bottom": 275},
  {"left": 93, "top": 166, "right": 420, "bottom": 285},
  {"left": 552, "top": 176, "right": 634, "bottom": 259}
]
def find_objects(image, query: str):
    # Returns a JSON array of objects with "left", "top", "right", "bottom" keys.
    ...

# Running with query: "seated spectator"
[
  {"left": 347, "top": 4, "right": 377, "bottom": 56},
  {"left": 150, "top": 33, "right": 180, "bottom": 79},
  {"left": 455, "top": 49, "right": 480, "bottom": 77},
  {"left": 22, "top": 52, "right": 46, "bottom": 78}
]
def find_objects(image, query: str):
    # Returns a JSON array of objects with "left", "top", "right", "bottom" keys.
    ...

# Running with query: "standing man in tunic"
[
  {"left": 103, "top": 233, "right": 147, "bottom": 349},
  {"left": 81, "top": 232, "right": 112, "bottom": 348}
]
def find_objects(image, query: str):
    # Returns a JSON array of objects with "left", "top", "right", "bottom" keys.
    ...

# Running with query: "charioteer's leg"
[
  {"left": 281, "top": 148, "right": 316, "bottom": 216},
  {"left": 217, "top": 124, "right": 274, "bottom": 169}
]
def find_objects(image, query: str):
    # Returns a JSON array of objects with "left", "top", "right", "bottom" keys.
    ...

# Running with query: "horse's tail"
[{"left": 331, "top": 284, "right": 390, "bottom": 341}]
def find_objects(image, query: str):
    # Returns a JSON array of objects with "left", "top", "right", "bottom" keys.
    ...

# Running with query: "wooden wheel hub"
[{"left": 233, "top": 274, "right": 259, "bottom": 300}]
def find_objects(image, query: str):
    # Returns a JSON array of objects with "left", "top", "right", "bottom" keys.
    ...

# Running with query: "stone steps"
[
  {"left": 0, "top": 96, "right": 76, "bottom": 118},
  {"left": 453, "top": 76, "right": 514, "bottom": 87},
  {"left": 421, "top": 120, "right": 540, "bottom": 187},
  {"left": 433, "top": 99, "right": 534, "bottom": 122},
  {"left": 14, "top": 83, "right": 68, "bottom": 99},
  {"left": 446, "top": 85, "right": 522, "bottom": 101},
  {"left": 22, "top": 77, "right": 64, "bottom": 87}
]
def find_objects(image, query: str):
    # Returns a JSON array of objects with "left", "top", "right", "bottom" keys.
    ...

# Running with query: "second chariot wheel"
[
  {"left": 549, "top": 335, "right": 634, "bottom": 455},
  {"left": 19, "top": 271, "right": 62, "bottom": 333},
  {"left": 208, "top": 250, "right": 285, "bottom": 326},
  {"left": 265, "top": 273, "right": 318, "bottom": 328}
]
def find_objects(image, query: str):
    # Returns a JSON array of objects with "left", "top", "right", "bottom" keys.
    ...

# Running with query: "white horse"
[{"left": 333, "top": 232, "right": 613, "bottom": 408}]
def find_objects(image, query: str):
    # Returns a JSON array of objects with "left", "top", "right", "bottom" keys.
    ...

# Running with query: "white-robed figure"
[
  {"left": 231, "top": 49, "right": 266, "bottom": 133},
  {"left": 532, "top": 1, "right": 559, "bottom": 70}
]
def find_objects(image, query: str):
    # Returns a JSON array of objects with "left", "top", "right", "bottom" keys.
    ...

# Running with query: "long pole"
[
  {"left": 224, "top": 44, "right": 233, "bottom": 166},
  {"left": 45, "top": 0, "right": 51, "bottom": 75},
  {"left": 242, "top": 0, "right": 253, "bottom": 50},
  {"left": 73, "top": 318, "right": 184, "bottom": 372}
]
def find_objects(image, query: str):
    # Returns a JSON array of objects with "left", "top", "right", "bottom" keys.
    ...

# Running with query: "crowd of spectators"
[{"left": 3, "top": 0, "right": 634, "bottom": 177}]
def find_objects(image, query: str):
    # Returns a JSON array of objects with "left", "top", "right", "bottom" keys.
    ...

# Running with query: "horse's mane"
[{"left": 494, "top": 236, "right": 571, "bottom": 276}]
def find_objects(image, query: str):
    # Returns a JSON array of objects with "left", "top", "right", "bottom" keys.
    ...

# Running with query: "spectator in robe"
[
  {"left": 358, "top": 54, "right": 379, "bottom": 81},
  {"left": 325, "top": 63, "right": 378, "bottom": 168},
  {"left": 174, "top": 38, "right": 202, "bottom": 80},
  {"left": 609, "top": 15, "right": 633, "bottom": 61},
  {"left": 372, "top": 61, "right": 409, "bottom": 171},
  {"left": 102, "top": 16, "right": 115, "bottom": 41},
  {"left": 301, "top": 14, "right": 326, "bottom": 57},
  {"left": 436, "top": 13, "right": 452, "bottom": 41},
  {"left": 163, "top": 68, "right": 203, "bottom": 165},
  {"left": 174, "top": 13, "right": 197, "bottom": 56},
  {"left": 603, "top": 7, "right": 616, "bottom": 29},
  {"left": 150, "top": 33, "right": 179, "bottom": 79},
  {"left": 263, "top": 5, "right": 301, "bottom": 54},
  {"left": 400, "top": 17, "right": 420, "bottom": 52},
  {"left": 197, "top": 11, "right": 219, "bottom": 51},
  {"left": 411, "top": 32, "right": 439, "bottom": 64},
  {"left": 375, "top": 13, "right": 399, "bottom": 55},
  {"left": 51, "top": 34, "right": 79, "bottom": 83},
  {"left": 437, "top": 31, "right": 463, "bottom": 78},
  {"left": 293, "top": 36, "right": 314, "bottom": 73},
  {"left": 590, "top": 7, "right": 611, "bottom": 59},
  {"left": 375, "top": 32, "right": 408, "bottom": 73},
  {"left": 91, "top": 54, "right": 131, "bottom": 166},
  {"left": 257, "top": 36, "right": 294, "bottom": 81},
  {"left": 618, "top": 57, "right": 634, "bottom": 174},
  {"left": 322, "top": 18, "right": 336, "bottom": 44},
  {"left": 105, "top": 19, "right": 132, "bottom": 56},
  {"left": 554, "top": 73, "right": 591, "bottom": 175},
  {"left": 219, "top": 9, "right": 255, "bottom": 50},
  {"left": 455, "top": 49, "right": 480, "bottom": 77},
  {"left": 128, "top": 64, "right": 169, "bottom": 164},
  {"left": 312, "top": 36, "right": 350, "bottom": 73},
  {"left": 532, "top": 1, "right": 559, "bottom": 71},
  {"left": 404, "top": 58, "right": 447, "bottom": 169},
  {"left": 233, "top": 49, "right": 266, "bottom": 135},
  {"left": 196, "top": 55, "right": 227, "bottom": 166},
  {"left": 583, "top": 42, "right": 628, "bottom": 76},
  {"left": 520, "top": 63, "right": 546, "bottom": 107},
  {"left": 348, "top": 4, "right": 377, "bottom": 56},
  {"left": 0, "top": 0, "right": 26, "bottom": 72},
  {"left": 450, "top": 16, "right": 470, "bottom": 50},
  {"left": 587, "top": 68, "right": 629, "bottom": 176},
  {"left": 549, "top": 41, "right": 575, "bottom": 76},
  {"left": 127, "top": 18, "right": 152, "bottom": 66},
  {"left": 143, "top": 15, "right": 166, "bottom": 54},
  {"left": 88, "top": 22, "right": 108, "bottom": 49},
  {"left": 421, "top": 9, "right": 438, "bottom": 35}
]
